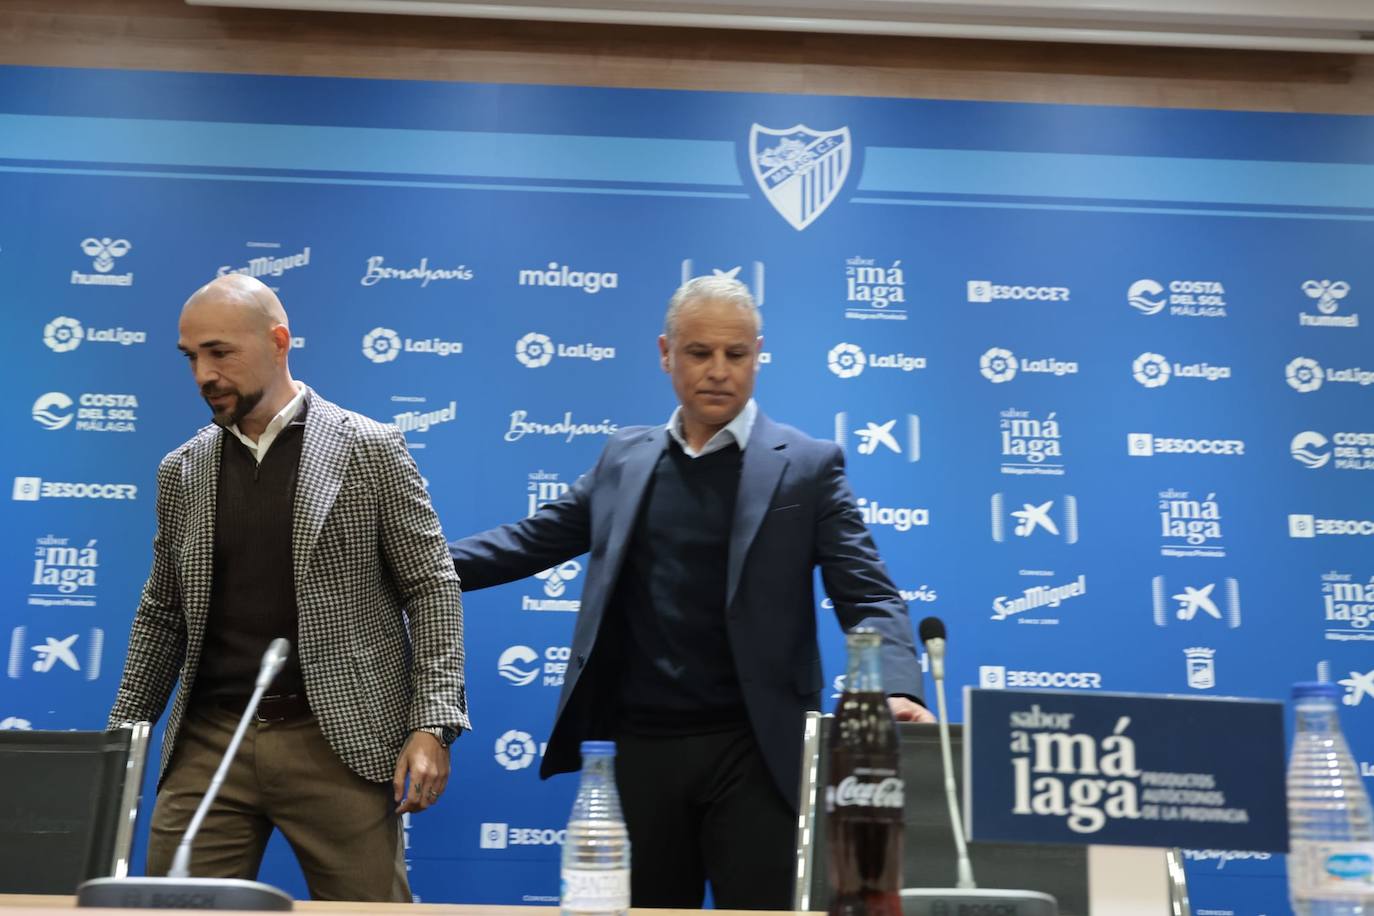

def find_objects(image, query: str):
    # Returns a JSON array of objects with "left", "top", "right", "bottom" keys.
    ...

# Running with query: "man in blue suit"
[{"left": 450, "top": 275, "right": 930, "bottom": 909}]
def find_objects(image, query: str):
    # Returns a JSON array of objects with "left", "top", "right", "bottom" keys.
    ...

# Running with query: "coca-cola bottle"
[{"left": 827, "top": 628, "right": 905, "bottom": 916}]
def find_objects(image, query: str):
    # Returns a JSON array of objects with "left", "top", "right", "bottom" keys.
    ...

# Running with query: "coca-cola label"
[{"left": 828, "top": 774, "right": 905, "bottom": 811}]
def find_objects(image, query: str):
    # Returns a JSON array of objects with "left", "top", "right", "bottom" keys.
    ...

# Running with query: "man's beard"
[{"left": 203, "top": 385, "right": 264, "bottom": 429}]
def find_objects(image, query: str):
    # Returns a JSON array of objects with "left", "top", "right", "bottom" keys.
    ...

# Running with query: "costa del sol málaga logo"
[
  {"left": 979, "top": 348, "right": 1017, "bottom": 383},
  {"left": 361, "top": 327, "right": 402, "bottom": 364},
  {"left": 44, "top": 317, "right": 84, "bottom": 353},
  {"left": 515, "top": 332, "right": 555, "bottom": 368},
  {"left": 1133, "top": 352, "right": 1172, "bottom": 388},
  {"left": 1286, "top": 357, "right": 1323, "bottom": 393},
  {"left": 1291, "top": 431, "right": 1331, "bottom": 468},
  {"left": 32, "top": 393, "right": 74, "bottom": 430},
  {"left": 827, "top": 343, "right": 866, "bottom": 378},
  {"left": 1127, "top": 279, "right": 1166, "bottom": 316}
]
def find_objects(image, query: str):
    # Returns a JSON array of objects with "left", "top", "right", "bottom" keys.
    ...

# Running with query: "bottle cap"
[
  {"left": 1292, "top": 681, "right": 1340, "bottom": 700},
  {"left": 581, "top": 740, "right": 616, "bottom": 756}
]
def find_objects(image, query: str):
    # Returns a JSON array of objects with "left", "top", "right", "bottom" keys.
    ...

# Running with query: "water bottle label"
[
  {"left": 1290, "top": 841, "right": 1374, "bottom": 894},
  {"left": 561, "top": 868, "right": 630, "bottom": 910}
]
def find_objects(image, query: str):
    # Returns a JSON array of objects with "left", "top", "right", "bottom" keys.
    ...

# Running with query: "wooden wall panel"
[{"left": 0, "top": 0, "right": 1371, "bottom": 114}]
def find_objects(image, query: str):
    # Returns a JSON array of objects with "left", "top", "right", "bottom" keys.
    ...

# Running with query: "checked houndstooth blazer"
[{"left": 108, "top": 387, "right": 468, "bottom": 785}]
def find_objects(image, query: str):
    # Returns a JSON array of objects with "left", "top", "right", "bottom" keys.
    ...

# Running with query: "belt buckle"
[{"left": 254, "top": 695, "right": 289, "bottom": 723}]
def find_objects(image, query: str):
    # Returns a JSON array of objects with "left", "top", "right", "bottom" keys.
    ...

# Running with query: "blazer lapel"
[
  {"left": 181, "top": 428, "right": 223, "bottom": 637},
  {"left": 293, "top": 393, "right": 352, "bottom": 588},
  {"left": 601, "top": 427, "right": 667, "bottom": 582},
  {"left": 727, "top": 414, "right": 788, "bottom": 608}
]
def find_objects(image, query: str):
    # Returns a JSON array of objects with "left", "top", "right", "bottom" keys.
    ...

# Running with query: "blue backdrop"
[{"left": 2, "top": 65, "right": 1372, "bottom": 916}]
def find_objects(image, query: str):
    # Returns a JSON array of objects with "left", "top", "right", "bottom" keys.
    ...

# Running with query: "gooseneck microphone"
[
  {"left": 917, "top": 616, "right": 974, "bottom": 890},
  {"left": 168, "top": 638, "right": 291, "bottom": 879},
  {"left": 77, "top": 639, "right": 295, "bottom": 910},
  {"left": 900, "top": 617, "right": 1058, "bottom": 916}
]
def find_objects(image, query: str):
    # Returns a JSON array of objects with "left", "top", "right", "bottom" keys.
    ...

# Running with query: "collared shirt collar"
[
  {"left": 666, "top": 398, "right": 758, "bottom": 458},
  {"left": 227, "top": 382, "right": 307, "bottom": 465}
]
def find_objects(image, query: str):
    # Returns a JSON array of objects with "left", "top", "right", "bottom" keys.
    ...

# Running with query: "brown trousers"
[{"left": 146, "top": 706, "right": 410, "bottom": 902}]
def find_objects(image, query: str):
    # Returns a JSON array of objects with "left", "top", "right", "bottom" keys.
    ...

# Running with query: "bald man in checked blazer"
[{"left": 108, "top": 275, "right": 467, "bottom": 901}]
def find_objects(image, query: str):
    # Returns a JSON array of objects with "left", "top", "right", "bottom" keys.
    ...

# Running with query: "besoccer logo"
[
  {"left": 361, "top": 327, "right": 402, "bottom": 364},
  {"left": 494, "top": 729, "right": 537, "bottom": 771},
  {"left": 1286, "top": 357, "right": 1323, "bottom": 393},
  {"left": 828, "top": 343, "right": 866, "bottom": 379},
  {"left": 516, "top": 332, "right": 555, "bottom": 368},
  {"left": 1133, "top": 352, "right": 1171, "bottom": 388},
  {"left": 979, "top": 348, "right": 1017, "bottom": 384},
  {"left": 44, "top": 317, "right": 84, "bottom": 353},
  {"left": 1127, "top": 279, "right": 1166, "bottom": 316},
  {"left": 32, "top": 393, "right": 74, "bottom": 430}
]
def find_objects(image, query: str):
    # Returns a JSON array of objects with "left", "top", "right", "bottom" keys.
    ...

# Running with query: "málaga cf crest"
[{"left": 750, "top": 123, "right": 851, "bottom": 231}]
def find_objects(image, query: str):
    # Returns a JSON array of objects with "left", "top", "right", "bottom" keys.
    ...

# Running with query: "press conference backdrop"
[{"left": 1, "top": 64, "right": 1371, "bottom": 914}]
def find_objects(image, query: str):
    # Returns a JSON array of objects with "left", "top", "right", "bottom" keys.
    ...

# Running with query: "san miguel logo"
[{"left": 750, "top": 124, "right": 851, "bottom": 231}]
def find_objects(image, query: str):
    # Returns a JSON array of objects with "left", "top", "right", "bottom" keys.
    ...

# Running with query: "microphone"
[
  {"left": 900, "top": 617, "right": 1058, "bottom": 916},
  {"left": 77, "top": 639, "right": 295, "bottom": 910},
  {"left": 918, "top": 616, "right": 973, "bottom": 891}
]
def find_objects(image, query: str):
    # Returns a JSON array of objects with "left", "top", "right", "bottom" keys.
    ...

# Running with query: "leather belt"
[{"left": 206, "top": 693, "right": 312, "bottom": 723}]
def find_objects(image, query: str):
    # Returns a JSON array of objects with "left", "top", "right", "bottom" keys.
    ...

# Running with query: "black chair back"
[{"left": 0, "top": 724, "right": 150, "bottom": 893}]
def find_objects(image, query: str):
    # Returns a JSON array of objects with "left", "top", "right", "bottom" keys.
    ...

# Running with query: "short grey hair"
[{"left": 663, "top": 275, "right": 762, "bottom": 341}]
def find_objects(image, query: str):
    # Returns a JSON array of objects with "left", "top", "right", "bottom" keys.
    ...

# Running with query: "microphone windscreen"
[
  {"left": 918, "top": 616, "right": 946, "bottom": 644},
  {"left": 264, "top": 638, "right": 291, "bottom": 667}
]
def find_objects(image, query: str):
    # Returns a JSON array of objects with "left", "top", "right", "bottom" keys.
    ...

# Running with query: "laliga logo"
[
  {"left": 361, "top": 327, "right": 402, "bottom": 364},
  {"left": 1286, "top": 357, "right": 1323, "bottom": 393},
  {"left": 32, "top": 393, "right": 74, "bottom": 430},
  {"left": 535, "top": 560, "right": 581, "bottom": 597},
  {"left": 44, "top": 317, "right": 84, "bottom": 353},
  {"left": 827, "top": 343, "right": 866, "bottom": 379},
  {"left": 497, "top": 646, "right": 539, "bottom": 686},
  {"left": 980, "top": 348, "right": 1017, "bottom": 383},
  {"left": 81, "top": 238, "right": 131, "bottom": 273},
  {"left": 1127, "top": 279, "right": 1166, "bottom": 316},
  {"left": 494, "top": 730, "right": 538, "bottom": 771},
  {"left": 1303, "top": 279, "right": 1350, "bottom": 315},
  {"left": 515, "top": 333, "right": 554, "bottom": 368},
  {"left": 1291, "top": 431, "right": 1331, "bottom": 468},
  {"left": 1132, "top": 353, "right": 1171, "bottom": 388}
]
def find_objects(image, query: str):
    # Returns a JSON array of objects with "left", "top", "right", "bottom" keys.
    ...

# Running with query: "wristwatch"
[{"left": 415, "top": 725, "right": 460, "bottom": 749}]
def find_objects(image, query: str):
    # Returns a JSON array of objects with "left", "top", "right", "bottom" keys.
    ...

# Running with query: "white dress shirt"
[
  {"left": 226, "top": 382, "right": 307, "bottom": 464},
  {"left": 666, "top": 398, "right": 758, "bottom": 458}
]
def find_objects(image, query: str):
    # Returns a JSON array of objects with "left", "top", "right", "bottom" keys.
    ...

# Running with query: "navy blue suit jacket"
[{"left": 450, "top": 411, "right": 922, "bottom": 807}]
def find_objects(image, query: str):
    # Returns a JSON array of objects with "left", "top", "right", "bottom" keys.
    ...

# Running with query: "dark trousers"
[
  {"left": 615, "top": 724, "right": 796, "bottom": 910},
  {"left": 146, "top": 706, "right": 409, "bottom": 902}
]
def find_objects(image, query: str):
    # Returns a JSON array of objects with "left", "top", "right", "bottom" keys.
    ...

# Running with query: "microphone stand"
[
  {"left": 78, "top": 640, "right": 295, "bottom": 910},
  {"left": 901, "top": 622, "right": 1058, "bottom": 916}
]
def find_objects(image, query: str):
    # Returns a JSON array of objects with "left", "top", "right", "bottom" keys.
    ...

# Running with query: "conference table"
[{"left": 0, "top": 896, "right": 809, "bottom": 916}]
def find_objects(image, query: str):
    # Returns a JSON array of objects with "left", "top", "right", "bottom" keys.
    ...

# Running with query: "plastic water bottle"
[
  {"left": 561, "top": 740, "right": 630, "bottom": 916},
  {"left": 1286, "top": 682, "right": 1374, "bottom": 916}
]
